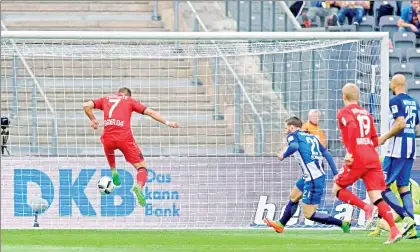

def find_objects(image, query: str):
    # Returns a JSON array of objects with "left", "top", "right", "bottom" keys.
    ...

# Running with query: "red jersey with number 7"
[
  {"left": 337, "top": 104, "right": 381, "bottom": 169},
  {"left": 92, "top": 93, "right": 147, "bottom": 141}
]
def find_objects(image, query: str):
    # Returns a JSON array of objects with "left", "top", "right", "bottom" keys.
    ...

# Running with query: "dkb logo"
[{"left": 13, "top": 168, "right": 178, "bottom": 217}]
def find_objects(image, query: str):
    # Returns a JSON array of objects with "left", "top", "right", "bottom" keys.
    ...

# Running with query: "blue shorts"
[
  {"left": 383, "top": 157, "right": 414, "bottom": 187},
  {"left": 295, "top": 176, "right": 326, "bottom": 205}
]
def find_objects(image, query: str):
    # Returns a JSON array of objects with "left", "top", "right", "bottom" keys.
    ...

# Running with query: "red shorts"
[
  {"left": 101, "top": 137, "right": 144, "bottom": 167},
  {"left": 335, "top": 164, "right": 386, "bottom": 191}
]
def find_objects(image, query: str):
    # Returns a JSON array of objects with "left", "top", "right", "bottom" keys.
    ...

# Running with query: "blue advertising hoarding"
[{"left": 1, "top": 157, "right": 419, "bottom": 229}]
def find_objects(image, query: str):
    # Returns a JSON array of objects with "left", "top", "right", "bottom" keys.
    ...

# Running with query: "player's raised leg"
[
  {"left": 264, "top": 181, "right": 302, "bottom": 233},
  {"left": 302, "top": 177, "right": 350, "bottom": 233},
  {"left": 302, "top": 204, "right": 351, "bottom": 233},
  {"left": 119, "top": 140, "right": 148, "bottom": 207},
  {"left": 132, "top": 161, "right": 148, "bottom": 207},
  {"left": 101, "top": 138, "right": 121, "bottom": 186},
  {"left": 333, "top": 168, "right": 375, "bottom": 229}
]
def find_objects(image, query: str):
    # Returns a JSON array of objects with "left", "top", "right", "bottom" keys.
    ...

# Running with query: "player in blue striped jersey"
[
  {"left": 378, "top": 74, "right": 420, "bottom": 238},
  {"left": 264, "top": 117, "right": 351, "bottom": 233}
]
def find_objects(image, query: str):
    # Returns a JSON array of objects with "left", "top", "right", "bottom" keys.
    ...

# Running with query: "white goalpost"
[{"left": 1, "top": 31, "right": 389, "bottom": 229}]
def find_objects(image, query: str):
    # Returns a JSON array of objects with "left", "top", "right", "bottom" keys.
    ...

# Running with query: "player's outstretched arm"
[
  {"left": 278, "top": 142, "right": 298, "bottom": 161},
  {"left": 320, "top": 147, "right": 338, "bottom": 176},
  {"left": 143, "top": 108, "right": 180, "bottom": 128},
  {"left": 83, "top": 101, "right": 99, "bottom": 130}
]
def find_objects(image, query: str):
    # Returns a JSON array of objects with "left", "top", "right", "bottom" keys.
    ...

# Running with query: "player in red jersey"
[
  {"left": 83, "top": 87, "right": 179, "bottom": 207},
  {"left": 332, "top": 83, "right": 403, "bottom": 244}
]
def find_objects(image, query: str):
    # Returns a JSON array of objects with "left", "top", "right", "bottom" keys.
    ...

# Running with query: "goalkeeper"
[{"left": 369, "top": 178, "right": 420, "bottom": 238}]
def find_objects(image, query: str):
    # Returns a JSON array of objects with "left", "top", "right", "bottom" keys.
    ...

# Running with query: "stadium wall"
[{"left": 2, "top": 157, "right": 419, "bottom": 229}]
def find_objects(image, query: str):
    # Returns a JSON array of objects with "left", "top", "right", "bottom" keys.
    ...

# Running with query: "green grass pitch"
[{"left": 1, "top": 229, "right": 418, "bottom": 252}]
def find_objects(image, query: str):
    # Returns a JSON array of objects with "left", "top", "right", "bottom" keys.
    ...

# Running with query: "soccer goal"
[{"left": 1, "top": 31, "right": 389, "bottom": 229}]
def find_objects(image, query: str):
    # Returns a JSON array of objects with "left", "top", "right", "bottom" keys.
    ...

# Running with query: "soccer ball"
[{"left": 97, "top": 176, "right": 115, "bottom": 194}]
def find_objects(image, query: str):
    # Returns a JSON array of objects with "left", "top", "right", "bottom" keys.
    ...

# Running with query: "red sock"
[
  {"left": 376, "top": 200, "right": 396, "bottom": 228},
  {"left": 337, "top": 189, "right": 368, "bottom": 210},
  {"left": 136, "top": 167, "right": 147, "bottom": 188}
]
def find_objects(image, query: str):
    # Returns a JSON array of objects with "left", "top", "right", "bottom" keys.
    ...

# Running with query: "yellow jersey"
[{"left": 390, "top": 179, "right": 420, "bottom": 214}]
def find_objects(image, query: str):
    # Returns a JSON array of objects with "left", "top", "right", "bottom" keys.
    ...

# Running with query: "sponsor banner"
[{"left": 1, "top": 157, "right": 419, "bottom": 229}]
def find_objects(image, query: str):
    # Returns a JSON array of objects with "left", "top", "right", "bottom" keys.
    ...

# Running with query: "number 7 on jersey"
[{"left": 108, "top": 98, "right": 121, "bottom": 118}]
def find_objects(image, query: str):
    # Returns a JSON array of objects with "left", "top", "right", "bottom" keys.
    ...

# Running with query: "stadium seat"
[
  {"left": 407, "top": 48, "right": 420, "bottom": 77},
  {"left": 379, "top": 15, "right": 399, "bottom": 39},
  {"left": 407, "top": 79, "right": 420, "bottom": 92},
  {"left": 374, "top": 1, "right": 397, "bottom": 22},
  {"left": 359, "top": 16, "right": 375, "bottom": 32},
  {"left": 391, "top": 63, "right": 416, "bottom": 79},
  {"left": 327, "top": 25, "right": 356, "bottom": 32},
  {"left": 389, "top": 48, "right": 403, "bottom": 76},
  {"left": 393, "top": 32, "right": 416, "bottom": 49}
]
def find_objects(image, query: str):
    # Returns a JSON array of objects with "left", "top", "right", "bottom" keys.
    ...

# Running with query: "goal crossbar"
[{"left": 2, "top": 31, "right": 389, "bottom": 41}]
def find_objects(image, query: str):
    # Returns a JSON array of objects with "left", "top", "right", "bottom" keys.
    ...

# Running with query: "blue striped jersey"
[
  {"left": 386, "top": 93, "right": 419, "bottom": 159},
  {"left": 287, "top": 130, "right": 326, "bottom": 181}
]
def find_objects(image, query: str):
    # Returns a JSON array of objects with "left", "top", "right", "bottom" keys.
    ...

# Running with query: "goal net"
[{"left": 1, "top": 32, "right": 389, "bottom": 229}]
